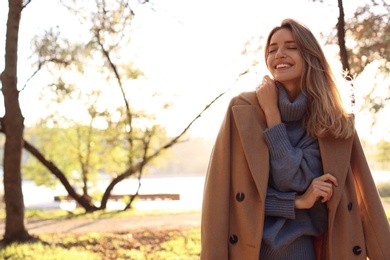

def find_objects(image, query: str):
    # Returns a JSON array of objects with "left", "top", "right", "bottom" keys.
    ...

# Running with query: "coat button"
[
  {"left": 352, "top": 246, "right": 362, "bottom": 255},
  {"left": 229, "top": 234, "right": 238, "bottom": 244},
  {"left": 236, "top": 192, "right": 245, "bottom": 202},
  {"left": 348, "top": 202, "right": 353, "bottom": 211}
]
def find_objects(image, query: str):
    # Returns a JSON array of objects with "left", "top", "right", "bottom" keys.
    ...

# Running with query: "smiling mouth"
[{"left": 275, "top": 63, "right": 292, "bottom": 69}]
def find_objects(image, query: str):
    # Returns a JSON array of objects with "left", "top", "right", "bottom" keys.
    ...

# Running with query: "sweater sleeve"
[
  {"left": 263, "top": 123, "right": 323, "bottom": 193},
  {"left": 265, "top": 186, "right": 296, "bottom": 219}
]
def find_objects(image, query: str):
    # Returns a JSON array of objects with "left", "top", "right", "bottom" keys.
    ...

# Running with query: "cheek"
[
  {"left": 297, "top": 60, "right": 305, "bottom": 74},
  {"left": 295, "top": 55, "right": 304, "bottom": 69},
  {"left": 266, "top": 57, "right": 273, "bottom": 70}
]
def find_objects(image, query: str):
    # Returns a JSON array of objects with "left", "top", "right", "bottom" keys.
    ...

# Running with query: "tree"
[
  {"left": 336, "top": 0, "right": 350, "bottom": 76},
  {"left": 346, "top": 0, "right": 390, "bottom": 119},
  {"left": 0, "top": 0, "right": 33, "bottom": 244},
  {"left": 346, "top": 0, "right": 389, "bottom": 77},
  {"left": 320, "top": 0, "right": 389, "bottom": 126},
  {"left": 19, "top": 0, "right": 237, "bottom": 212}
]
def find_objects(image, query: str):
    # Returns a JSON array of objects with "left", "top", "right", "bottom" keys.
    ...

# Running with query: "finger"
[
  {"left": 313, "top": 189, "right": 330, "bottom": 203},
  {"left": 319, "top": 173, "right": 338, "bottom": 187},
  {"left": 325, "top": 173, "right": 339, "bottom": 187},
  {"left": 260, "top": 75, "right": 275, "bottom": 87},
  {"left": 263, "top": 75, "right": 273, "bottom": 82},
  {"left": 316, "top": 187, "right": 332, "bottom": 203},
  {"left": 256, "top": 78, "right": 267, "bottom": 90},
  {"left": 311, "top": 182, "right": 333, "bottom": 202},
  {"left": 321, "top": 185, "right": 334, "bottom": 202}
]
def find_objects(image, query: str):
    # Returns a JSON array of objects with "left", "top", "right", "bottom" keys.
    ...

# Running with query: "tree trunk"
[
  {"left": 0, "top": 0, "right": 32, "bottom": 244},
  {"left": 337, "top": 0, "right": 351, "bottom": 75}
]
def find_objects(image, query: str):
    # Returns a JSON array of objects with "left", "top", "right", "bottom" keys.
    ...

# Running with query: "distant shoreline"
[{"left": 142, "top": 172, "right": 206, "bottom": 179}]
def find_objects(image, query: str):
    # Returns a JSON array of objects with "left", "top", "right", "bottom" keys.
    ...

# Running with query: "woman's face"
[{"left": 266, "top": 28, "right": 304, "bottom": 98}]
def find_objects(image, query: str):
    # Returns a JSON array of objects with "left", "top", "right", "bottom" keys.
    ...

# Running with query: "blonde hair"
[{"left": 265, "top": 18, "right": 355, "bottom": 139}]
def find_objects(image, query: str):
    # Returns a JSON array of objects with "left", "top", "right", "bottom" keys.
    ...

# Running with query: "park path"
[
  {"left": 0, "top": 202, "right": 389, "bottom": 235},
  {"left": 0, "top": 211, "right": 201, "bottom": 235}
]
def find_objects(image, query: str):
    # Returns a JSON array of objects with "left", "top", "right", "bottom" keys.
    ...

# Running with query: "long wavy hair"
[{"left": 264, "top": 18, "right": 355, "bottom": 139}]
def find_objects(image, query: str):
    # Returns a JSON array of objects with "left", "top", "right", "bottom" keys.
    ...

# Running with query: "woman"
[{"left": 201, "top": 18, "right": 390, "bottom": 260}]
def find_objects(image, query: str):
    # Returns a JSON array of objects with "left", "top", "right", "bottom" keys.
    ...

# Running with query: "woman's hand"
[
  {"left": 255, "top": 75, "right": 281, "bottom": 128},
  {"left": 295, "top": 173, "right": 338, "bottom": 209}
]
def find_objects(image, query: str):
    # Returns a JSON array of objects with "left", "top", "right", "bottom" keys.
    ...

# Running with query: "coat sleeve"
[
  {"left": 200, "top": 98, "right": 235, "bottom": 260},
  {"left": 350, "top": 132, "right": 390, "bottom": 259}
]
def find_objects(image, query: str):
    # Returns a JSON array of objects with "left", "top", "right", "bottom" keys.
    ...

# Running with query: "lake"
[
  {"left": 7, "top": 170, "right": 390, "bottom": 211},
  {"left": 21, "top": 175, "right": 206, "bottom": 211}
]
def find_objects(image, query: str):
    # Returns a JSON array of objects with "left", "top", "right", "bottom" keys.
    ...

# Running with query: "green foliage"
[
  {"left": 23, "top": 125, "right": 103, "bottom": 188},
  {"left": 346, "top": 1, "right": 390, "bottom": 76},
  {"left": 377, "top": 182, "right": 390, "bottom": 197},
  {"left": 375, "top": 140, "right": 390, "bottom": 170},
  {"left": 0, "top": 242, "right": 99, "bottom": 260},
  {"left": 154, "top": 229, "right": 201, "bottom": 259}
]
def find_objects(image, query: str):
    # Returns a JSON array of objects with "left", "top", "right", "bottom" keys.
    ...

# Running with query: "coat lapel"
[
  {"left": 232, "top": 105, "right": 269, "bottom": 199},
  {"left": 318, "top": 135, "right": 354, "bottom": 217}
]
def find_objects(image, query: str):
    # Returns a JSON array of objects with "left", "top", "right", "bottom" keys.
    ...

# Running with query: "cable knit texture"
[
  {"left": 260, "top": 82, "right": 327, "bottom": 260},
  {"left": 276, "top": 81, "right": 307, "bottom": 122}
]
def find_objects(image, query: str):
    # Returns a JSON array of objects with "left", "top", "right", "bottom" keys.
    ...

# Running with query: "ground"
[
  {"left": 0, "top": 202, "right": 388, "bottom": 235},
  {"left": 0, "top": 211, "right": 201, "bottom": 235}
]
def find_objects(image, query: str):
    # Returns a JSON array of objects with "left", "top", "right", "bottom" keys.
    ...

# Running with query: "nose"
[{"left": 275, "top": 48, "right": 286, "bottom": 58}]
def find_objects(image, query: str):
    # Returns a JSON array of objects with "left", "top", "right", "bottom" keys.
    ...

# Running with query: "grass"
[
  {"left": 0, "top": 197, "right": 388, "bottom": 259},
  {"left": 0, "top": 208, "right": 201, "bottom": 259},
  {"left": 381, "top": 196, "right": 390, "bottom": 203},
  {"left": 383, "top": 197, "right": 390, "bottom": 221},
  {"left": 0, "top": 242, "right": 99, "bottom": 260},
  {"left": 0, "top": 228, "right": 201, "bottom": 259},
  {"left": 0, "top": 207, "right": 199, "bottom": 221}
]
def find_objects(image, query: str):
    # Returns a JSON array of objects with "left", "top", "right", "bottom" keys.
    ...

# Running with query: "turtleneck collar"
[{"left": 276, "top": 81, "right": 307, "bottom": 122}]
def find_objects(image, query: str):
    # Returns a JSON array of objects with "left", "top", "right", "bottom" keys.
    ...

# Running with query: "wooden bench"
[{"left": 54, "top": 193, "right": 180, "bottom": 202}]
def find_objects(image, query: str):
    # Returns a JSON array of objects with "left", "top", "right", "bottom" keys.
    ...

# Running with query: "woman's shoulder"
[{"left": 230, "top": 90, "right": 258, "bottom": 106}]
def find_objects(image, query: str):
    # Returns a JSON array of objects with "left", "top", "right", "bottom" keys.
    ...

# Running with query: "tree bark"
[
  {"left": 337, "top": 0, "right": 351, "bottom": 75},
  {"left": 22, "top": 140, "right": 98, "bottom": 212},
  {"left": 0, "top": 0, "right": 32, "bottom": 243}
]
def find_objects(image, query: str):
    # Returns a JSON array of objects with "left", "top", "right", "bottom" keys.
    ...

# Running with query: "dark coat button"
[
  {"left": 236, "top": 192, "right": 245, "bottom": 202},
  {"left": 229, "top": 234, "right": 238, "bottom": 244},
  {"left": 348, "top": 202, "right": 353, "bottom": 211},
  {"left": 352, "top": 246, "right": 362, "bottom": 255}
]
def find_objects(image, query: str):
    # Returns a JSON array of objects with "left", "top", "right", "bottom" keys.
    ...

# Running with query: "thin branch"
[
  {"left": 161, "top": 68, "right": 250, "bottom": 152},
  {"left": 22, "top": 0, "right": 32, "bottom": 10}
]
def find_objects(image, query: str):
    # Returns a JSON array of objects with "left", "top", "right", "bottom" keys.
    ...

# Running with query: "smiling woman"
[
  {"left": 264, "top": 29, "right": 303, "bottom": 101},
  {"left": 200, "top": 18, "right": 390, "bottom": 260}
]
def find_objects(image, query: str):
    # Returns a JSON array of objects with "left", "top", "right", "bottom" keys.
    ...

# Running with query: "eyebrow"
[{"left": 269, "top": 40, "right": 296, "bottom": 46}]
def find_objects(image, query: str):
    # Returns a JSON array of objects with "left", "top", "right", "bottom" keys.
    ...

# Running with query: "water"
[
  {"left": 372, "top": 171, "right": 390, "bottom": 183},
  {"left": 8, "top": 171, "right": 390, "bottom": 211},
  {"left": 20, "top": 176, "right": 206, "bottom": 211}
]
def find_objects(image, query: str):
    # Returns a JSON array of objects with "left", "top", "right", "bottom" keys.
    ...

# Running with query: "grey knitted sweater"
[{"left": 259, "top": 82, "right": 328, "bottom": 259}]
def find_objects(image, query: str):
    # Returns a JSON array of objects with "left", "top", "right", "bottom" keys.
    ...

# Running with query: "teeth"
[{"left": 276, "top": 64, "right": 291, "bottom": 69}]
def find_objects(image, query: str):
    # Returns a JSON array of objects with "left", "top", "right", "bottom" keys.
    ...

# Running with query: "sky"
[{"left": 0, "top": 0, "right": 388, "bottom": 142}]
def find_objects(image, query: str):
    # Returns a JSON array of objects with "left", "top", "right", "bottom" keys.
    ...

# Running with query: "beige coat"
[{"left": 201, "top": 91, "right": 390, "bottom": 260}]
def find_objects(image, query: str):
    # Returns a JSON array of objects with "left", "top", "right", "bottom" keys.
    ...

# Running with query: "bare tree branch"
[{"left": 22, "top": 0, "right": 32, "bottom": 10}]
